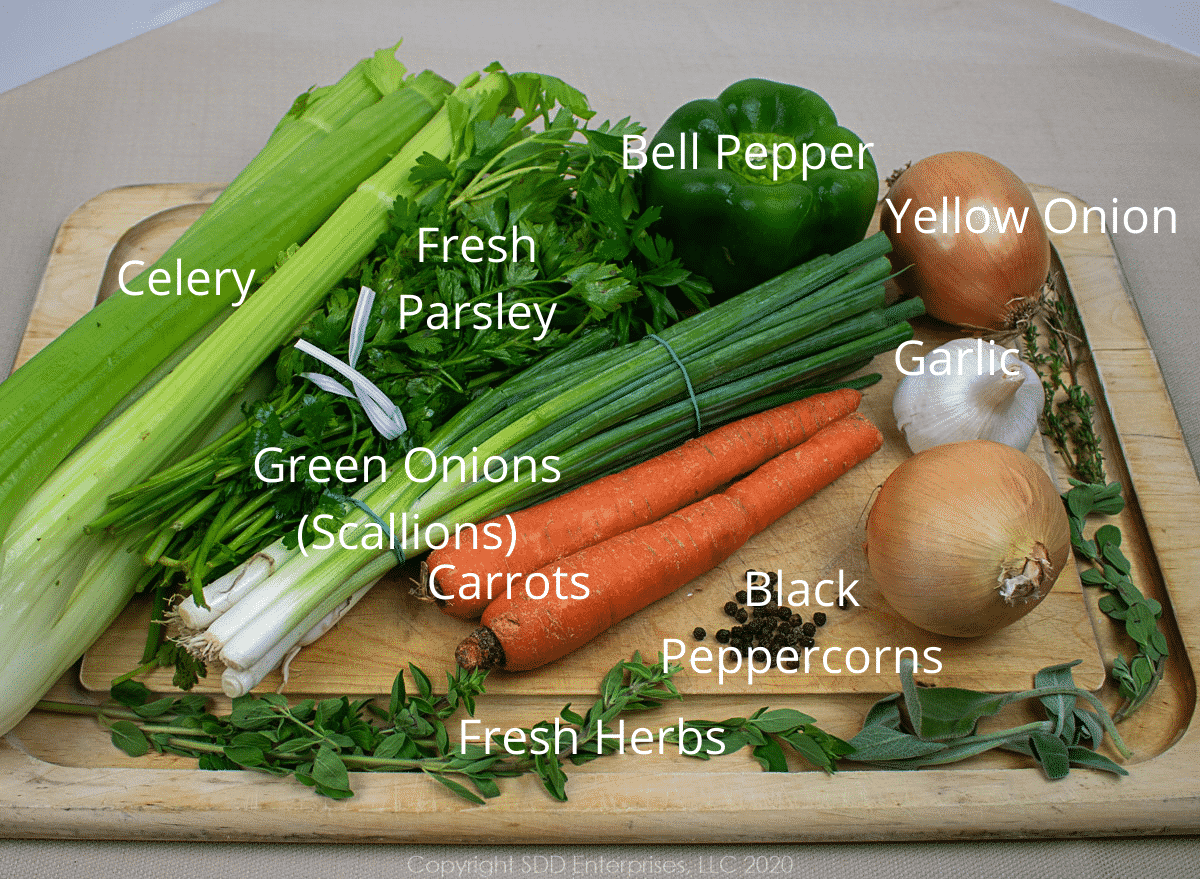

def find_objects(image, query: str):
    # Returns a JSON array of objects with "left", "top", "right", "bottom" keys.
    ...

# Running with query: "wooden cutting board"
[{"left": 1, "top": 183, "right": 1197, "bottom": 842}]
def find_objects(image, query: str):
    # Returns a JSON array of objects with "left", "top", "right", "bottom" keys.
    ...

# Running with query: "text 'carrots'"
[
  {"left": 455, "top": 411, "right": 883, "bottom": 672},
  {"left": 424, "top": 388, "right": 864, "bottom": 620}
]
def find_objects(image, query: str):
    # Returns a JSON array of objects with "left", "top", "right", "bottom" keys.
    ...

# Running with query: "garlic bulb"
[{"left": 893, "top": 338, "right": 1044, "bottom": 453}]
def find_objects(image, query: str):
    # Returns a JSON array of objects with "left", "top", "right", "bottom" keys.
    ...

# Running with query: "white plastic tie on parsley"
[{"left": 294, "top": 286, "right": 407, "bottom": 440}]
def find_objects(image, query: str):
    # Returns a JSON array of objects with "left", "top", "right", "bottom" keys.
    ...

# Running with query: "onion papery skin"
[
  {"left": 882, "top": 152, "right": 1051, "bottom": 331},
  {"left": 863, "top": 440, "right": 1070, "bottom": 638}
]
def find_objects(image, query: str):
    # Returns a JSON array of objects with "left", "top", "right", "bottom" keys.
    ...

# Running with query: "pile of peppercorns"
[{"left": 691, "top": 571, "right": 828, "bottom": 671}]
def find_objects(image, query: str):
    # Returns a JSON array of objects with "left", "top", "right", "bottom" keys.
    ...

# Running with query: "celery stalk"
[
  {"left": 0, "top": 70, "right": 511, "bottom": 737},
  {"left": 214, "top": 42, "right": 412, "bottom": 209},
  {"left": 0, "top": 57, "right": 450, "bottom": 549}
]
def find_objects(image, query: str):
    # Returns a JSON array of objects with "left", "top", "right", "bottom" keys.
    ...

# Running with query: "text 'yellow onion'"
[
  {"left": 864, "top": 440, "right": 1070, "bottom": 638},
  {"left": 882, "top": 151, "right": 1051, "bottom": 331}
]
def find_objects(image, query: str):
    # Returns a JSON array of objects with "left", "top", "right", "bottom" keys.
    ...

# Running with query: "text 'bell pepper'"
[{"left": 635, "top": 79, "right": 878, "bottom": 299}]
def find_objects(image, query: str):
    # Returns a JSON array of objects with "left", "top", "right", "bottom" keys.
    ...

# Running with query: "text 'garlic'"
[{"left": 893, "top": 337, "right": 1044, "bottom": 453}]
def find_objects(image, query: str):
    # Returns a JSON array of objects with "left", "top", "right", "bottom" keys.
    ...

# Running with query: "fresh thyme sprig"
[
  {"left": 1021, "top": 276, "right": 1167, "bottom": 719},
  {"left": 1021, "top": 280, "right": 1104, "bottom": 486}
]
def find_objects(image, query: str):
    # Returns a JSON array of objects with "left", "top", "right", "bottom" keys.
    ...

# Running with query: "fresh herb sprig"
[
  {"left": 517, "top": 658, "right": 852, "bottom": 798},
  {"left": 1063, "top": 481, "right": 1167, "bottom": 720},
  {"left": 1022, "top": 277, "right": 1167, "bottom": 719},
  {"left": 846, "top": 659, "right": 1129, "bottom": 778},
  {"left": 37, "top": 654, "right": 852, "bottom": 802},
  {"left": 1021, "top": 282, "right": 1104, "bottom": 485}
]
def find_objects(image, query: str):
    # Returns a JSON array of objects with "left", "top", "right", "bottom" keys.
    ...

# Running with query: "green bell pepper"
[{"left": 640, "top": 78, "right": 878, "bottom": 299}]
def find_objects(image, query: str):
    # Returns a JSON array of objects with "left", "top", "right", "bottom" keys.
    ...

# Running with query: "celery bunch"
[
  {"left": 0, "top": 45, "right": 448, "bottom": 549},
  {"left": 0, "top": 51, "right": 509, "bottom": 736}
]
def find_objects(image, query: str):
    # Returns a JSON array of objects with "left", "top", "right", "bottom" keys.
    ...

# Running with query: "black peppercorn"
[
  {"left": 693, "top": 627, "right": 706, "bottom": 641},
  {"left": 802, "top": 621, "right": 816, "bottom": 637},
  {"left": 735, "top": 589, "right": 748, "bottom": 604},
  {"left": 723, "top": 601, "right": 739, "bottom": 617},
  {"left": 735, "top": 608, "right": 749, "bottom": 624},
  {"left": 715, "top": 629, "right": 731, "bottom": 643},
  {"left": 813, "top": 611, "right": 827, "bottom": 626}
]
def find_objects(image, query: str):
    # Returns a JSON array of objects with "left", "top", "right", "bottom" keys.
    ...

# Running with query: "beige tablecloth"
[{"left": 1, "top": 0, "right": 1197, "bottom": 874}]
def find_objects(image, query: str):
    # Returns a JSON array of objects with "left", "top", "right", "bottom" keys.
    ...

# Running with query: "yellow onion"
[
  {"left": 882, "top": 151, "right": 1051, "bottom": 331},
  {"left": 863, "top": 440, "right": 1070, "bottom": 638}
]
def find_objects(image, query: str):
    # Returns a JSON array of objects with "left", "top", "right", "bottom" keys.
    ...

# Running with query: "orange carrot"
[
  {"left": 455, "top": 412, "right": 883, "bottom": 672},
  {"left": 425, "top": 388, "right": 865, "bottom": 620}
]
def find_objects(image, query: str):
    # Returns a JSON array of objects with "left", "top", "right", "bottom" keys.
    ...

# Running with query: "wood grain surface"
[{"left": 1, "top": 184, "right": 1195, "bottom": 842}]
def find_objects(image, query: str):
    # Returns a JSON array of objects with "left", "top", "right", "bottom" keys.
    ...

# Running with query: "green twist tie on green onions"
[
  {"left": 648, "top": 334, "right": 702, "bottom": 435},
  {"left": 327, "top": 493, "right": 405, "bottom": 564}
]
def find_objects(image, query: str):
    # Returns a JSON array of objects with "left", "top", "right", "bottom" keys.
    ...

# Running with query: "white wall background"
[{"left": 0, "top": 0, "right": 1197, "bottom": 95}]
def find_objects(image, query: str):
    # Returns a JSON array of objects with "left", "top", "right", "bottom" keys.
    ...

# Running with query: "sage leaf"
[
  {"left": 901, "top": 661, "right": 1010, "bottom": 741},
  {"left": 844, "top": 723, "right": 947, "bottom": 762},
  {"left": 1066, "top": 745, "right": 1129, "bottom": 776},
  {"left": 1034, "top": 661, "right": 1081, "bottom": 740},
  {"left": 1029, "top": 731, "right": 1071, "bottom": 780}
]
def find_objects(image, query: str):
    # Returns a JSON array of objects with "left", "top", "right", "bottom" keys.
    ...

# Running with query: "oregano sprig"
[{"left": 1063, "top": 480, "right": 1167, "bottom": 720}]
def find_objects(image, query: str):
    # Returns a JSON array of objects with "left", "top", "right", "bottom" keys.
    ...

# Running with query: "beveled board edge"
[{"left": 1, "top": 185, "right": 1197, "bottom": 842}]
